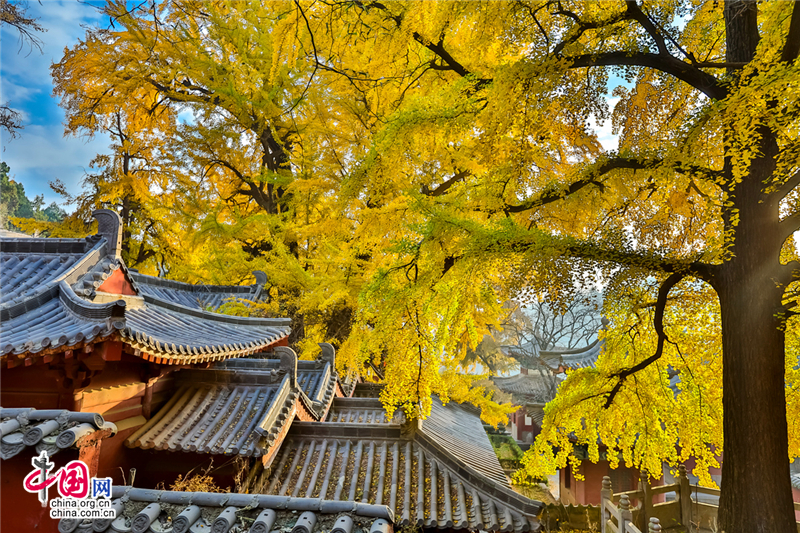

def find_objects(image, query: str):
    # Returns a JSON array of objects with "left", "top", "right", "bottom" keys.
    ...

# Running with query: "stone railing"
[{"left": 600, "top": 466, "right": 800, "bottom": 533}]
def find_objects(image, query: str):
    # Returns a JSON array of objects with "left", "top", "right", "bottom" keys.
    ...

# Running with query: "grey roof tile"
[
  {"left": 252, "top": 431, "right": 542, "bottom": 532},
  {"left": 125, "top": 351, "right": 338, "bottom": 457},
  {"left": 420, "top": 397, "right": 510, "bottom": 488},
  {"left": 0, "top": 408, "right": 116, "bottom": 460},
  {"left": 326, "top": 398, "right": 391, "bottom": 424},
  {"left": 125, "top": 380, "right": 286, "bottom": 456},
  {"left": 130, "top": 271, "right": 264, "bottom": 311},
  {"left": 61, "top": 487, "right": 398, "bottom": 533}
]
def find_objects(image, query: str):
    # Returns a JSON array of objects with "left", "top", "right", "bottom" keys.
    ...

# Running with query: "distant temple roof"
[
  {"left": 491, "top": 370, "right": 558, "bottom": 405},
  {"left": 0, "top": 210, "right": 290, "bottom": 367},
  {"left": 539, "top": 339, "right": 603, "bottom": 371},
  {"left": 493, "top": 338, "right": 603, "bottom": 419}
]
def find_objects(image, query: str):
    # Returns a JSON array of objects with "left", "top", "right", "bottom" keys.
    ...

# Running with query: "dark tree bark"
[{"left": 712, "top": 2, "right": 796, "bottom": 530}]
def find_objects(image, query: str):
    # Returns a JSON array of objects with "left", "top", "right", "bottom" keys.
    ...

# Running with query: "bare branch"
[{"left": 0, "top": 0, "right": 46, "bottom": 54}]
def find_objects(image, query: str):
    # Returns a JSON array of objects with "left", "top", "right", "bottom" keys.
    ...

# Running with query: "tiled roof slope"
[
  {"left": 120, "top": 305, "right": 290, "bottom": 362},
  {"left": 1, "top": 237, "right": 96, "bottom": 305},
  {"left": 126, "top": 347, "right": 338, "bottom": 457},
  {"left": 253, "top": 419, "right": 543, "bottom": 532},
  {"left": 0, "top": 408, "right": 117, "bottom": 460},
  {"left": 0, "top": 210, "right": 291, "bottom": 365},
  {"left": 217, "top": 355, "right": 337, "bottom": 405},
  {"left": 60, "top": 486, "right": 394, "bottom": 533},
  {"left": 330, "top": 394, "right": 509, "bottom": 489},
  {"left": 130, "top": 270, "right": 267, "bottom": 311},
  {"left": 420, "top": 397, "right": 510, "bottom": 487},
  {"left": 126, "top": 371, "right": 295, "bottom": 457},
  {"left": 327, "top": 398, "right": 392, "bottom": 424}
]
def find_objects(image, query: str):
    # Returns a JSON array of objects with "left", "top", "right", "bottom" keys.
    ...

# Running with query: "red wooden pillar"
[{"left": 76, "top": 428, "right": 114, "bottom": 477}]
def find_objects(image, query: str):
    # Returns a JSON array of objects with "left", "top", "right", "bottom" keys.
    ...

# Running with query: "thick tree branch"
[
  {"left": 568, "top": 52, "right": 727, "bottom": 100},
  {"left": 776, "top": 170, "right": 800, "bottom": 199},
  {"left": 505, "top": 156, "right": 721, "bottom": 213},
  {"left": 560, "top": 240, "right": 717, "bottom": 282},
  {"left": 421, "top": 170, "right": 470, "bottom": 197},
  {"left": 365, "top": 1, "right": 491, "bottom": 89},
  {"left": 624, "top": 1, "right": 669, "bottom": 56},
  {"left": 506, "top": 156, "right": 660, "bottom": 213},
  {"left": 552, "top": 7, "right": 630, "bottom": 56},
  {"left": 781, "top": 0, "right": 800, "bottom": 63},
  {"left": 603, "top": 271, "right": 685, "bottom": 408},
  {"left": 780, "top": 211, "right": 800, "bottom": 242}
]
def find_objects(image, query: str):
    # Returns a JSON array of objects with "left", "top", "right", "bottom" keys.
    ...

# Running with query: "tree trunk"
[
  {"left": 717, "top": 263, "right": 795, "bottom": 533},
  {"left": 715, "top": 4, "right": 796, "bottom": 529}
]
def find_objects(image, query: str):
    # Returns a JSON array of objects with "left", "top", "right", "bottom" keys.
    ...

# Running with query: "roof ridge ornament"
[
  {"left": 253, "top": 270, "right": 268, "bottom": 285},
  {"left": 318, "top": 342, "right": 335, "bottom": 369},
  {"left": 90, "top": 209, "right": 123, "bottom": 259},
  {"left": 274, "top": 346, "right": 298, "bottom": 388}
]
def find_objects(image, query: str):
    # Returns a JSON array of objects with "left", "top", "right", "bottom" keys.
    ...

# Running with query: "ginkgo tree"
[
  {"left": 52, "top": 0, "right": 800, "bottom": 529},
  {"left": 322, "top": 1, "right": 799, "bottom": 530}
]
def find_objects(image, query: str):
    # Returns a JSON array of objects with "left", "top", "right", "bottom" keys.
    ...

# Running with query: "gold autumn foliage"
[{"left": 45, "top": 2, "right": 800, "bottom": 516}]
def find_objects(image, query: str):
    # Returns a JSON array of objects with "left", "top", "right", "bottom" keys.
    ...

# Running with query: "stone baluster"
[
  {"left": 678, "top": 464, "right": 691, "bottom": 527},
  {"left": 619, "top": 494, "right": 633, "bottom": 533},
  {"left": 600, "top": 476, "right": 612, "bottom": 533},
  {"left": 639, "top": 470, "right": 653, "bottom": 530},
  {"left": 648, "top": 517, "right": 662, "bottom": 533}
]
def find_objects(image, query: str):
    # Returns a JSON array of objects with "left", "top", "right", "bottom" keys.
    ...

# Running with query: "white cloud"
[
  {"left": 589, "top": 97, "right": 621, "bottom": 152},
  {"left": 3, "top": 124, "right": 111, "bottom": 206},
  {"left": 1, "top": 1, "right": 109, "bottom": 210}
]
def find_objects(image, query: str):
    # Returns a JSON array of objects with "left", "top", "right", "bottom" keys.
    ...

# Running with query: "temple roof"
[
  {"left": 125, "top": 347, "right": 338, "bottom": 458},
  {"left": 243, "top": 395, "right": 543, "bottom": 532},
  {"left": 491, "top": 370, "right": 559, "bottom": 405},
  {"left": 0, "top": 210, "right": 290, "bottom": 367},
  {"left": 130, "top": 270, "right": 266, "bottom": 311},
  {"left": 60, "top": 486, "right": 395, "bottom": 533},
  {"left": 539, "top": 339, "right": 602, "bottom": 370}
]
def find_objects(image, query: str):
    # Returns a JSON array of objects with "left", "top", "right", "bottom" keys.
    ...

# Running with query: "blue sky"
[{"left": 1, "top": 0, "right": 109, "bottom": 208}]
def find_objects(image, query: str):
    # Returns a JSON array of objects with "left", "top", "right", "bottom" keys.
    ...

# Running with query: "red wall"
[
  {"left": 1, "top": 447, "right": 81, "bottom": 533},
  {"left": 793, "top": 487, "right": 800, "bottom": 521},
  {"left": 560, "top": 460, "right": 643, "bottom": 506}
]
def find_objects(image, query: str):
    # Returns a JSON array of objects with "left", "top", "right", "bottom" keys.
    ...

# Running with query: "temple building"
[
  {"left": 0, "top": 210, "right": 545, "bottom": 533},
  {"left": 492, "top": 336, "right": 642, "bottom": 505}
]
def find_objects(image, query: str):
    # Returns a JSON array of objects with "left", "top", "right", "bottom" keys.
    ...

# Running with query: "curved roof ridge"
[
  {"left": 539, "top": 337, "right": 601, "bottom": 357},
  {"left": 130, "top": 271, "right": 260, "bottom": 293},
  {"left": 139, "top": 293, "right": 290, "bottom": 327}
]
